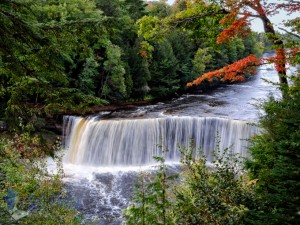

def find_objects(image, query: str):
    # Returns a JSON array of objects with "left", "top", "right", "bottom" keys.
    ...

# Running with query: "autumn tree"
[
  {"left": 215, "top": 1, "right": 291, "bottom": 91},
  {"left": 137, "top": 1, "right": 261, "bottom": 86},
  {"left": 205, "top": 0, "right": 299, "bottom": 95},
  {"left": 138, "top": 1, "right": 299, "bottom": 97}
]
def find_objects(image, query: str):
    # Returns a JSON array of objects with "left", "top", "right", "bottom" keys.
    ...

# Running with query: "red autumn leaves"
[
  {"left": 187, "top": 0, "right": 299, "bottom": 87},
  {"left": 217, "top": 14, "right": 251, "bottom": 44},
  {"left": 187, "top": 55, "right": 261, "bottom": 86}
]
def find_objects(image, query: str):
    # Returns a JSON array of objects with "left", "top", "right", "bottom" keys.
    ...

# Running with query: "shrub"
[
  {"left": 123, "top": 145, "right": 259, "bottom": 225},
  {"left": 0, "top": 133, "right": 82, "bottom": 224}
]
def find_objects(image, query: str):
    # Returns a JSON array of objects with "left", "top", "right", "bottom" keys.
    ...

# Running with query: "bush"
[
  {"left": 123, "top": 145, "right": 259, "bottom": 225},
  {"left": 0, "top": 133, "right": 82, "bottom": 224}
]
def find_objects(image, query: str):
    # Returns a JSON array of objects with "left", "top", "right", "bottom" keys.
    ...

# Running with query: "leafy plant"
[
  {"left": 124, "top": 143, "right": 259, "bottom": 225},
  {"left": 245, "top": 76, "right": 300, "bottom": 225},
  {"left": 0, "top": 134, "right": 82, "bottom": 224},
  {"left": 124, "top": 150, "right": 177, "bottom": 225}
]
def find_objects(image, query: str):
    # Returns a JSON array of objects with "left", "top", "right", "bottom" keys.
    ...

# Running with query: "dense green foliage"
[
  {"left": 0, "top": 0, "right": 107, "bottom": 130},
  {"left": 124, "top": 75, "right": 300, "bottom": 224},
  {"left": 0, "top": 0, "right": 262, "bottom": 131},
  {"left": 0, "top": 134, "right": 80, "bottom": 224},
  {"left": 245, "top": 77, "right": 300, "bottom": 225},
  {"left": 244, "top": 11, "right": 300, "bottom": 223},
  {"left": 1, "top": 1, "right": 299, "bottom": 224},
  {"left": 124, "top": 155, "right": 176, "bottom": 225},
  {"left": 123, "top": 146, "right": 259, "bottom": 225}
]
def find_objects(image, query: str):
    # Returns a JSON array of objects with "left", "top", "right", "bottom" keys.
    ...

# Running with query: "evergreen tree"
[
  {"left": 245, "top": 77, "right": 300, "bottom": 224},
  {"left": 126, "top": 41, "right": 151, "bottom": 99},
  {"left": 0, "top": 0, "right": 106, "bottom": 130},
  {"left": 125, "top": 0, "right": 147, "bottom": 22},
  {"left": 167, "top": 31, "right": 196, "bottom": 90},
  {"left": 149, "top": 40, "right": 179, "bottom": 98},
  {"left": 146, "top": 1, "right": 173, "bottom": 19},
  {"left": 100, "top": 40, "right": 127, "bottom": 100},
  {"left": 124, "top": 145, "right": 259, "bottom": 225},
  {"left": 124, "top": 156, "right": 175, "bottom": 225}
]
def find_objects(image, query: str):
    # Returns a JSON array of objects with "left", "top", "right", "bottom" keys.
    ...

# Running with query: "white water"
[
  {"left": 63, "top": 116, "right": 258, "bottom": 167},
  {"left": 59, "top": 52, "right": 286, "bottom": 224},
  {"left": 60, "top": 115, "right": 258, "bottom": 224}
]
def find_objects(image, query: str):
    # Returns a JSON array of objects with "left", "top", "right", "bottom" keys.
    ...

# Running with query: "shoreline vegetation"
[{"left": 0, "top": 0, "right": 299, "bottom": 224}]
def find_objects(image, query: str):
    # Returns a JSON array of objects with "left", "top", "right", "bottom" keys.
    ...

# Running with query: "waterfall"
[{"left": 63, "top": 116, "right": 259, "bottom": 166}]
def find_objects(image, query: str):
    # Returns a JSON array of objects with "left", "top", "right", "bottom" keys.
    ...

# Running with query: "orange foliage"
[
  {"left": 217, "top": 15, "right": 251, "bottom": 44},
  {"left": 277, "top": 1, "right": 300, "bottom": 14},
  {"left": 197, "top": 0, "right": 298, "bottom": 89},
  {"left": 264, "top": 48, "right": 300, "bottom": 73},
  {"left": 264, "top": 48, "right": 286, "bottom": 73},
  {"left": 187, "top": 55, "right": 261, "bottom": 87},
  {"left": 290, "top": 48, "right": 300, "bottom": 59},
  {"left": 273, "top": 48, "right": 286, "bottom": 74},
  {"left": 139, "top": 50, "right": 148, "bottom": 58},
  {"left": 217, "top": 0, "right": 272, "bottom": 44}
]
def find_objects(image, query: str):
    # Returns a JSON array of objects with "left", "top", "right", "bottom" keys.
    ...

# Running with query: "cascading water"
[
  {"left": 63, "top": 116, "right": 258, "bottom": 167},
  {"left": 61, "top": 116, "right": 259, "bottom": 224},
  {"left": 59, "top": 54, "right": 281, "bottom": 224}
]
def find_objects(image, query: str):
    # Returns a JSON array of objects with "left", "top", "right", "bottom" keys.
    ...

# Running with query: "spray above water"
[
  {"left": 60, "top": 116, "right": 260, "bottom": 224},
  {"left": 59, "top": 58, "right": 280, "bottom": 224}
]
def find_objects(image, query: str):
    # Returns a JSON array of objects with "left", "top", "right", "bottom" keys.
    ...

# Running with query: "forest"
[
  {"left": 0, "top": 0, "right": 299, "bottom": 224},
  {"left": 0, "top": 0, "right": 264, "bottom": 131}
]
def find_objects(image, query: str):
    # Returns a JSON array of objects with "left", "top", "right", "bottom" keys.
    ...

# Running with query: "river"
[{"left": 53, "top": 53, "right": 283, "bottom": 225}]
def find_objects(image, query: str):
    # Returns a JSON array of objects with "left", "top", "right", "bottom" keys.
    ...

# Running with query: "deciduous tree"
[
  {"left": 138, "top": 1, "right": 299, "bottom": 97},
  {"left": 212, "top": 0, "right": 300, "bottom": 95}
]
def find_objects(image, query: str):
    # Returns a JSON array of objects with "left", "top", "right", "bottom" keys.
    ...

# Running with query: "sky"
[{"left": 151, "top": 0, "right": 299, "bottom": 33}]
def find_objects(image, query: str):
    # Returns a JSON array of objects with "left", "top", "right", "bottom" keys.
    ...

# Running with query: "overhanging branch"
[{"left": 278, "top": 27, "right": 300, "bottom": 39}]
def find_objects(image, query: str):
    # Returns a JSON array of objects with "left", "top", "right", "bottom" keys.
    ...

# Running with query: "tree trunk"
[{"left": 260, "top": 14, "right": 289, "bottom": 97}]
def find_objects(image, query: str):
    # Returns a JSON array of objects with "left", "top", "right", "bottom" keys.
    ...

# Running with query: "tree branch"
[{"left": 279, "top": 27, "right": 300, "bottom": 39}]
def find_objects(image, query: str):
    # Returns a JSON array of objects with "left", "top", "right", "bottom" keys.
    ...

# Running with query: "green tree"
[
  {"left": 242, "top": 33, "right": 263, "bottom": 59},
  {"left": 173, "top": 146, "right": 258, "bottom": 225},
  {"left": 100, "top": 40, "right": 127, "bottom": 100},
  {"left": 146, "top": 1, "right": 173, "bottom": 19},
  {"left": 167, "top": 30, "right": 196, "bottom": 90},
  {"left": 125, "top": 0, "right": 147, "bottom": 22},
  {"left": 149, "top": 40, "right": 179, "bottom": 98},
  {"left": 245, "top": 77, "right": 300, "bottom": 225},
  {"left": 78, "top": 57, "right": 99, "bottom": 96},
  {"left": 96, "top": 0, "right": 148, "bottom": 100},
  {"left": 0, "top": 0, "right": 107, "bottom": 130},
  {"left": 193, "top": 47, "right": 212, "bottom": 76},
  {"left": 126, "top": 40, "right": 151, "bottom": 99},
  {"left": 124, "top": 155, "right": 176, "bottom": 225}
]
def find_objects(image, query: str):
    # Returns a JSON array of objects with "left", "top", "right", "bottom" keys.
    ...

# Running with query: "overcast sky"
[{"left": 157, "top": 0, "right": 299, "bottom": 32}]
